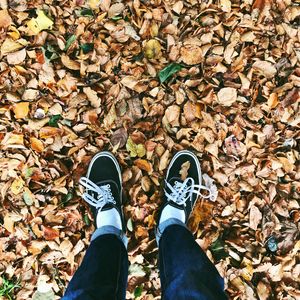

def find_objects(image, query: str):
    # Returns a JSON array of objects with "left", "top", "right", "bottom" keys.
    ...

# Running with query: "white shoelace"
[
  {"left": 79, "top": 177, "right": 116, "bottom": 210},
  {"left": 165, "top": 177, "right": 217, "bottom": 206}
]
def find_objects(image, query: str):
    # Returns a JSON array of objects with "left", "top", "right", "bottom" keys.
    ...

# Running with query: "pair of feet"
[{"left": 79, "top": 150, "right": 215, "bottom": 234}]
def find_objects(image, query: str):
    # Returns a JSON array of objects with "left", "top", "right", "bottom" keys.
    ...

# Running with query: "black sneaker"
[
  {"left": 79, "top": 151, "right": 125, "bottom": 231},
  {"left": 158, "top": 150, "right": 214, "bottom": 225}
]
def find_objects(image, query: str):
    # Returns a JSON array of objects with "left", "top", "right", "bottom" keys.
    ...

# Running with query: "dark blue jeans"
[{"left": 63, "top": 225, "right": 227, "bottom": 300}]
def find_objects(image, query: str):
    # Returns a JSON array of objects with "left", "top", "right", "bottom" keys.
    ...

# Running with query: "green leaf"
[
  {"left": 134, "top": 285, "right": 143, "bottom": 298},
  {"left": 111, "top": 15, "right": 122, "bottom": 21},
  {"left": 80, "top": 43, "right": 94, "bottom": 54},
  {"left": 127, "top": 218, "right": 133, "bottom": 232},
  {"left": 62, "top": 191, "right": 73, "bottom": 206},
  {"left": 209, "top": 238, "right": 228, "bottom": 261},
  {"left": 24, "top": 167, "right": 34, "bottom": 179},
  {"left": 158, "top": 63, "right": 182, "bottom": 83},
  {"left": 80, "top": 8, "right": 94, "bottom": 16},
  {"left": 49, "top": 114, "right": 61, "bottom": 127},
  {"left": 64, "top": 34, "right": 76, "bottom": 51},
  {"left": 84, "top": 214, "right": 90, "bottom": 226},
  {"left": 23, "top": 190, "right": 34, "bottom": 206}
]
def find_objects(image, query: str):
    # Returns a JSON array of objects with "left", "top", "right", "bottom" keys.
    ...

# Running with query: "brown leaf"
[
  {"left": 0, "top": 10, "right": 12, "bottom": 28},
  {"left": 180, "top": 45, "right": 203, "bottom": 65},
  {"left": 6, "top": 48, "right": 26, "bottom": 65},
  {"left": 43, "top": 226, "right": 59, "bottom": 241},
  {"left": 249, "top": 205, "right": 262, "bottom": 230},
  {"left": 217, "top": 87, "right": 237, "bottom": 106},
  {"left": 111, "top": 128, "right": 128, "bottom": 147}
]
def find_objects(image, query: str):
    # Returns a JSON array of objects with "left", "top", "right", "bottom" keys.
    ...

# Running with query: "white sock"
[
  {"left": 159, "top": 204, "right": 185, "bottom": 224},
  {"left": 96, "top": 208, "right": 122, "bottom": 230}
]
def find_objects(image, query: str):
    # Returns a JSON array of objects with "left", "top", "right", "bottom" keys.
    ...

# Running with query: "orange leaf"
[
  {"left": 39, "top": 126, "right": 63, "bottom": 139},
  {"left": 13, "top": 102, "right": 29, "bottom": 119},
  {"left": 134, "top": 159, "right": 153, "bottom": 172},
  {"left": 30, "top": 137, "right": 45, "bottom": 152},
  {"left": 43, "top": 226, "right": 59, "bottom": 240}
]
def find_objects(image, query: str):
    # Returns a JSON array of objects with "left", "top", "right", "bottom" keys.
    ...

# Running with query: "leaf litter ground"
[{"left": 0, "top": 0, "right": 299, "bottom": 299}]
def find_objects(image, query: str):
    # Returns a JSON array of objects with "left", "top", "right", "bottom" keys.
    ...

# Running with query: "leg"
[
  {"left": 63, "top": 152, "right": 128, "bottom": 299},
  {"left": 159, "top": 223, "right": 227, "bottom": 300},
  {"left": 156, "top": 151, "right": 227, "bottom": 299},
  {"left": 63, "top": 234, "right": 128, "bottom": 300}
]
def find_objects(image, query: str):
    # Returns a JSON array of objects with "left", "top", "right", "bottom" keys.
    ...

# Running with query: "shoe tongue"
[
  {"left": 169, "top": 177, "right": 184, "bottom": 185},
  {"left": 94, "top": 180, "right": 119, "bottom": 212}
]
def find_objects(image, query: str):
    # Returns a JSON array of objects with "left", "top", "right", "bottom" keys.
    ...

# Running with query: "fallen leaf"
[
  {"left": 249, "top": 205, "right": 262, "bottom": 230},
  {"left": 111, "top": 128, "right": 128, "bottom": 148},
  {"left": 10, "top": 177, "right": 25, "bottom": 195},
  {"left": 158, "top": 63, "right": 182, "bottom": 83},
  {"left": 1, "top": 38, "right": 24, "bottom": 56},
  {"left": 180, "top": 45, "right": 203, "bottom": 65},
  {"left": 6, "top": 48, "right": 27, "bottom": 65},
  {"left": 108, "top": 3, "right": 124, "bottom": 18},
  {"left": 179, "top": 161, "right": 190, "bottom": 180},
  {"left": 30, "top": 137, "right": 45, "bottom": 152},
  {"left": 253, "top": 60, "right": 277, "bottom": 79},
  {"left": 61, "top": 54, "right": 80, "bottom": 70},
  {"left": 12, "top": 102, "right": 29, "bottom": 118},
  {"left": 220, "top": 0, "right": 231, "bottom": 12},
  {"left": 126, "top": 137, "right": 146, "bottom": 158},
  {"left": 27, "top": 10, "right": 54, "bottom": 35},
  {"left": 43, "top": 226, "right": 59, "bottom": 241},
  {"left": 39, "top": 127, "right": 63, "bottom": 139},
  {"left": 144, "top": 39, "right": 162, "bottom": 59},
  {"left": 0, "top": 9, "right": 12, "bottom": 28},
  {"left": 134, "top": 159, "right": 152, "bottom": 172},
  {"left": 217, "top": 87, "right": 237, "bottom": 106}
]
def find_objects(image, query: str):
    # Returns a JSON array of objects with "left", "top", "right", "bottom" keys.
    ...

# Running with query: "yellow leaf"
[
  {"left": 1, "top": 133, "right": 24, "bottom": 145},
  {"left": 27, "top": 10, "right": 54, "bottom": 36},
  {"left": 11, "top": 177, "right": 25, "bottom": 195},
  {"left": 126, "top": 137, "right": 146, "bottom": 158},
  {"left": 13, "top": 102, "right": 29, "bottom": 118},
  {"left": 0, "top": 38, "right": 23, "bottom": 56},
  {"left": 144, "top": 39, "right": 162, "bottom": 59},
  {"left": 4, "top": 214, "right": 14, "bottom": 233},
  {"left": 89, "top": 0, "right": 101, "bottom": 9}
]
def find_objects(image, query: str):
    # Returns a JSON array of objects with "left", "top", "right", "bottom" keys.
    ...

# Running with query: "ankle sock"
[
  {"left": 159, "top": 204, "right": 186, "bottom": 224},
  {"left": 96, "top": 208, "right": 122, "bottom": 230}
]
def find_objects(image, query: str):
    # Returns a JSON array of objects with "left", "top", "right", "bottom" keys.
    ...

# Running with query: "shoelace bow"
[
  {"left": 165, "top": 177, "right": 216, "bottom": 206},
  {"left": 79, "top": 177, "right": 116, "bottom": 210}
]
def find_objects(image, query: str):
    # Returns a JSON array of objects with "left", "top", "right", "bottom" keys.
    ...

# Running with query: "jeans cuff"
[
  {"left": 156, "top": 218, "right": 187, "bottom": 245},
  {"left": 91, "top": 225, "right": 128, "bottom": 248}
]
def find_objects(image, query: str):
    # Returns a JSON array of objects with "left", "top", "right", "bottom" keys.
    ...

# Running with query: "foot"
[
  {"left": 158, "top": 150, "right": 215, "bottom": 225},
  {"left": 79, "top": 151, "right": 125, "bottom": 231}
]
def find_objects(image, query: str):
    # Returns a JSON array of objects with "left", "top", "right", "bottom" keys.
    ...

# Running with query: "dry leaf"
[
  {"left": 30, "top": 137, "right": 45, "bottom": 152},
  {"left": 7, "top": 48, "right": 26, "bottom": 65},
  {"left": 61, "top": 54, "right": 80, "bottom": 70},
  {"left": 0, "top": 9, "right": 12, "bottom": 28},
  {"left": 220, "top": 0, "right": 231, "bottom": 12},
  {"left": 144, "top": 39, "right": 162, "bottom": 59},
  {"left": 27, "top": 10, "right": 54, "bottom": 35},
  {"left": 249, "top": 205, "right": 262, "bottom": 230},
  {"left": 217, "top": 87, "right": 237, "bottom": 106},
  {"left": 12, "top": 102, "right": 29, "bottom": 118},
  {"left": 253, "top": 60, "right": 277, "bottom": 78},
  {"left": 180, "top": 45, "right": 203, "bottom": 65}
]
